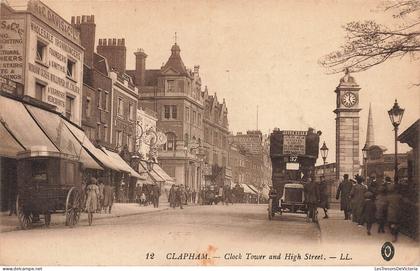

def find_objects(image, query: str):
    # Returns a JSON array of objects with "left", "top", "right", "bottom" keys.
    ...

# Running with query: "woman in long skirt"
[{"left": 85, "top": 177, "right": 99, "bottom": 226}]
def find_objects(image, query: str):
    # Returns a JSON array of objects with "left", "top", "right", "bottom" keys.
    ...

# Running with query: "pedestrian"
[
  {"left": 97, "top": 180, "right": 104, "bottom": 213},
  {"left": 135, "top": 183, "right": 142, "bottom": 205},
  {"left": 350, "top": 175, "right": 367, "bottom": 225},
  {"left": 176, "top": 185, "right": 184, "bottom": 209},
  {"left": 102, "top": 180, "right": 114, "bottom": 214},
  {"left": 218, "top": 186, "right": 224, "bottom": 205},
  {"left": 186, "top": 186, "right": 191, "bottom": 204},
  {"left": 85, "top": 177, "right": 100, "bottom": 226},
  {"left": 140, "top": 192, "right": 146, "bottom": 205},
  {"left": 304, "top": 177, "right": 320, "bottom": 223},
  {"left": 335, "top": 174, "right": 353, "bottom": 220},
  {"left": 375, "top": 185, "right": 388, "bottom": 233},
  {"left": 152, "top": 184, "right": 160, "bottom": 208},
  {"left": 386, "top": 184, "right": 402, "bottom": 242},
  {"left": 192, "top": 189, "right": 197, "bottom": 204},
  {"left": 169, "top": 184, "right": 176, "bottom": 208},
  {"left": 367, "top": 175, "right": 380, "bottom": 197},
  {"left": 361, "top": 191, "right": 376, "bottom": 235},
  {"left": 319, "top": 176, "right": 330, "bottom": 219}
]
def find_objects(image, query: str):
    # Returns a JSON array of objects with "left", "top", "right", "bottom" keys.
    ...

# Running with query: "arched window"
[{"left": 163, "top": 132, "right": 176, "bottom": 151}]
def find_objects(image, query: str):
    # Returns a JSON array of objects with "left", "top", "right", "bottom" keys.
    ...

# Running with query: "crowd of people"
[
  {"left": 336, "top": 174, "right": 402, "bottom": 241},
  {"left": 81, "top": 177, "right": 114, "bottom": 226}
]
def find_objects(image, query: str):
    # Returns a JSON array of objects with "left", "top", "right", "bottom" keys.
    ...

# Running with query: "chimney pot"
[
  {"left": 76, "top": 16, "right": 81, "bottom": 24},
  {"left": 71, "top": 16, "right": 75, "bottom": 24},
  {"left": 82, "top": 15, "right": 86, "bottom": 23},
  {"left": 122, "top": 38, "right": 125, "bottom": 46},
  {"left": 113, "top": 38, "right": 116, "bottom": 45}
]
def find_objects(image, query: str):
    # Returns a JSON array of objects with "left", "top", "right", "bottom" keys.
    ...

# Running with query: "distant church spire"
[{"left": 365, "top": 103, "right": 375, "bottom": 147}]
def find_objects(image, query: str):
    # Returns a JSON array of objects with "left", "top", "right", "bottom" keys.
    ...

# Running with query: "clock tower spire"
[{"left": 334, "top": 69, "right": 362, "bottom": 183}]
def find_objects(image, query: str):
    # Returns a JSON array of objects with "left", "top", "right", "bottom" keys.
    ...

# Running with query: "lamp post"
[
  {"left": 362, "top": 143, "right": 368, "bottom": 181},
  {"left": 387, "top": 99, "right": 405, "bottom": 184},
  {"left": 320, "top": 141, "right": 329, "bottom": 178}
]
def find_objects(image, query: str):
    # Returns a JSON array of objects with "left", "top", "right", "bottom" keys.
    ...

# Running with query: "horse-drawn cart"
[{"left": 15, "top": 149, "right": 83, "bottom": 229}]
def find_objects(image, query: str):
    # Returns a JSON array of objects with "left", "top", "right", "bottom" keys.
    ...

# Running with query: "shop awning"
[
  {"left": 25, "top": 104, "right": 102, "bottom": 170},
  {"left": 0, "top": 121, "right": 25, "bottom": 158},
  {"left": 152, "top": 164, "right": 174, "bottom": 185},
  {"left": 0, "top": 96, "right": 58, "bottom": 154},
  {"left": 240, "top": 184, "right": 257, "bottom": 195},
  {"left": 101, "top": 148, "right": 142, "bottom": 178},
  {"left": 64, "top": 121, "right": 120, "bottom": 171},
  {"left": 247, "top": 184, "right": 259, "bottom": 194},
  {"left": 139, "top": 161, "right": 165, "bottom": 182}
]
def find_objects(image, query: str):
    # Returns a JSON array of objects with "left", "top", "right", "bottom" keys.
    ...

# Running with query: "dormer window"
[{"left": 167, "top": 80, "right": 176, "bottom": 92}]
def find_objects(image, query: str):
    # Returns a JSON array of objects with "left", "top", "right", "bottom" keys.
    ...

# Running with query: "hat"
[{"left": 355, "top": 174, "right": 364, "bottom": 183}]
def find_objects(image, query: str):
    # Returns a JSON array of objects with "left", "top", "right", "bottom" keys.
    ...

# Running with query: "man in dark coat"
[
  {"left": 350, "top": 175, "right": 367, "bottom": 225},
  {"left": 319, "top": 176, "right": 330, "bottom": 219},
  {"left": 336, "top": 174, "right": 353, "bottom": 220},
  {"left": 304, "top": 178, "right": 320, "bottom": 223},
  {"left": 375, "top": 185, "right": 388, "bottom": 233},
  {"left": 151, "top": 184, "right": 161, "bottom": 208},
  {"left": 169, "top": 185, "right": 176, "bottom": 208},
  {"left": 386, "top": 184, "right": 402, "bottom": 242},
  {"left": 361, "top": 191, "right": 376, "bottom": 235}
]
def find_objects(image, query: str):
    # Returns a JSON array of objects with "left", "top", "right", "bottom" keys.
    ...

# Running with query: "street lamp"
[
  {"left": 320, "top": 142, "right": 329, "bottom": 178},
  {"left": 387, "top": 99, "right": 405, "bottom": 184},
  {"left": 362, "top": 143, "right": 369, "bottom": 181}
]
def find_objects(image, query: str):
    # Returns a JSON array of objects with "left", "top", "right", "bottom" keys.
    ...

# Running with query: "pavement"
[
  {"left": 0, "top": 202, "right": 171, "bottom": 233},
  {"left": 317, "top": 208, "right": 417, "bottom": 245}
]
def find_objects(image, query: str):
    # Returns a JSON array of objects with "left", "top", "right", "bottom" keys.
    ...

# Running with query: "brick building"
[
  {"left": 71, "top": 16, "right": 113, "bottom": 148},
  {"left": 127, "top": 43, "right": 205, "bottom": 190},
  {"left": 96, "top": 38, "right": 138, "bottom": 153},
  {"left": 203, "top": 90, "right": 230, "bottom": 186},
  {"left": 228, "top": 130, "right": 272, "bottom": 187}
]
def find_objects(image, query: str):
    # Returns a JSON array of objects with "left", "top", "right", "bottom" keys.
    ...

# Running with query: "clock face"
[{"left": 341, "top": 92, "right": 357, "bottom": 107}]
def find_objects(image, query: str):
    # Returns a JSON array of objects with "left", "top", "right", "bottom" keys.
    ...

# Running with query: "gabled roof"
[{"left": 161, "top": 43, "right": 189, "bottom": 76}]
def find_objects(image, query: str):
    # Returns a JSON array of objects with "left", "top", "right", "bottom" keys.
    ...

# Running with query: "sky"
[{"left": 7, "top": 0, "right": 420, "bottom": 165}]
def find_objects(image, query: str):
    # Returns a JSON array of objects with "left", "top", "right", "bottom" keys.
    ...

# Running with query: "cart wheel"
[
  {"left": 16, "top": 194, "right": 32, "bottom": 230},
  {"left": 65, "top": 187, "right": 81, "bottom": 227},
  {"left": 44, "top": 213, "right": 51, "bottom": 227},
  {"left": 268, "top": 198, "right": 273, "bottom": 220}
]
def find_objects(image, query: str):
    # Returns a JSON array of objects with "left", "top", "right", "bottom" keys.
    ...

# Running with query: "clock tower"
[{"left": 334, "top": 69, "right": 362, "bottom": 182}]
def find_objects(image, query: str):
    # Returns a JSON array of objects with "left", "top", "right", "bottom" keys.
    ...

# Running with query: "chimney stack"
[
  {"left": 97, "top": 38, "right": 127, "bottom": 73},
  {"left": 71, "top": 15, "right": 95, "bottom": 66},
  {"left": 134, "top": 48, "right": 147, "bottom": 87}
]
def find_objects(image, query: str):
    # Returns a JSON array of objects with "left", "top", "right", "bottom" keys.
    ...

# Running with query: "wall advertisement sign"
[
  {"left": 282, "top": 130, "right": 307, "bottom": 155},
  {"left": 27, "top": 0, "right": 80, "bottom": 44},
  {"left": 0, "top": 19, "right": 25, "bottom": 83},
  {"left": 27, "top": 19, "right": 82, "bottom": 112}
]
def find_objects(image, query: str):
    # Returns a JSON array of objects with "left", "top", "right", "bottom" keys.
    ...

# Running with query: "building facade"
[
  {"left": 1, "top": 0, "right": 84, "bottom": 125},
  {"left": 71, "top": 15, "right": 113, "bottom": 148},
  {"left": 128, "top": 43, "right": 204, "bottom": 190},
  {"left": 228, "top": 130, "right": 272, "bottom": 187},
  {"left": 203, "top": 90, "right": 230, "bottom": 186}
]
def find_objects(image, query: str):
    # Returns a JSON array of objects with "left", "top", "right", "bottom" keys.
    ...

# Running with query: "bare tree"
[{"left": 319, "top": 0, "right": 420, "bottom": 76}]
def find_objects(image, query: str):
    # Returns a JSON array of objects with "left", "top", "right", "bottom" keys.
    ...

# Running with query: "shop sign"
[
  {"left": 0, "top": 19, "right": 25, "bottom": 83},
  {"left": 27, "top": 0, "right": 80, "bottom": 44}
]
